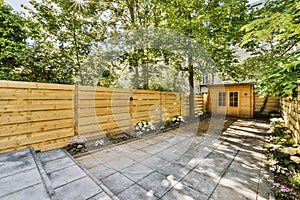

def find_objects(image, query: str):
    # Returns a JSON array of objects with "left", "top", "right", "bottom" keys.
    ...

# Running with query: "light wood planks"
[
  {"left": 0, "top": 81, "right": 74, "bottom": 153},
  {"left": 280, "top": 86, "right": 300, "bottom": 144},
  {"left": 0, "top": 80, "right": 206, "bottom": 153}
]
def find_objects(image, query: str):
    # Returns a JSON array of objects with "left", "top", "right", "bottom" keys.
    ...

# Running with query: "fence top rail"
[
  {"left": 0, "top": 80, "right": 74, "bottom": 90},
  {"left": 0, "top": 80, "right": 206, "bottom": 97}
]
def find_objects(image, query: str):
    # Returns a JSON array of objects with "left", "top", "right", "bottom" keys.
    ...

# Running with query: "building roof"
[{"left": 207, "top": 82, "right": 255, "bottom": 87}]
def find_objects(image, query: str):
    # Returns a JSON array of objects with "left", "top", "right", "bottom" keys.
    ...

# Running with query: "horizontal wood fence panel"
[
  {"left": 0, "top": 81, "right": 74, "bottom": 153},
  {"left": 254, "top": 94, "right": 280, "bottom": 115},
  {"left": 0, "top": 80, "right": 206, "bottom": 153},
  {"left": 280, "top": 86, "right": 300, "bottom": 144}
]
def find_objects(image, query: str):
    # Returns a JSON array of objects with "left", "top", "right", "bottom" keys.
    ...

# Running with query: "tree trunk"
[
  {"left": 134, "top": 65, "right": 139, "bottom": 89},
  {"left": 141, "top": 58, "right": 149, "bottom": 90},
  {"left": 188, "top": 56, "right": 195, "bottom": 117}
]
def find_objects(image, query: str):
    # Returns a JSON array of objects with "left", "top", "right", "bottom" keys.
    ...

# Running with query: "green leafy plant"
[
  {"left": 106, "top": 133, "right": 115, "bottom": 141},
  {"left": 273, "top": 183, "right": 292, "bottom": 199},
  {"left": 289, "top": 173, "right": 300, "bottom": 187}
]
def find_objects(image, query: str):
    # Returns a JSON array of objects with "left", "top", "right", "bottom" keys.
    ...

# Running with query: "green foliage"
[
  {"left": 0, "top": 2, "right": 28, "bottom": 80},
  {"left": 265, "top": 119, "right": 300, "bottom": 175},
  {"left": 289, "top": 172, "right": 300, "bottom": 187},
  {"left": 23, "top": 0, "right": 107, "bottom": 84},
  {"left": 106, "top": 133, "right": 115, "bottom": 141},
  {"left": 273, "top": 183, "right": 293, "bottom": 199},
  {"left": 239, "top": 0, "right": 300, "bottom": 97},
  {"left": 149, "top": 84, "right": 171, "bottom": 92}
]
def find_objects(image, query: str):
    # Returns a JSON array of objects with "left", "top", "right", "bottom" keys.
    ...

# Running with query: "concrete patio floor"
[
  {"left": 76, "top": 118, "right": 271, "bottom": 200},
  {"left": 0, "top": 117, "right": 271, "bottom": 200}
]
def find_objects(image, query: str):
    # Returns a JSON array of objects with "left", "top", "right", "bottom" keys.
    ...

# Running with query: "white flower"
[{"left": 95, "top": 139, "right": 104, "bottom": 147}]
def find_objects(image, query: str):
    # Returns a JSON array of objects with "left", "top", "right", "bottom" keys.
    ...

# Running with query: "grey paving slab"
[
  {"left": 257, "top": 169, "right": 270, "bottom": 200},
  {"left": 107, "top": 156, "right": 136, "bottom": 171},
  {"left": 48, "top": 164, "right": 86, "bottom": 188},
  {"left": 87, "top": 192, "right": 113, "bottom": 200},
  {"left": 138, "top": 171, "right": 173, "bottom": 198},
  {"left": 114, "top": 145, "right": 139, "bottom": 153},
  {"left": 117, "top": 184, "right": 158, "bottom": 200},
  {"left": 39, "top": 148, "right": 66, "bottom": 163},
  {"left": 182, "top": 170, "right": 220, "bottom": 198},
  {"left": 141, "top": 144, "right": 163, "bottom": 154},
  {"left": 209, "top": 183, "right": 256, "bottom": 200},
  {"left": 0, "top": 183, "right": 50, "bottom": 200},
  {"left": 128, "top": 141, "right": 151, "bottom": 149},
  {"left": 228, "top": 160, "right": 261, "bottom": 178},
  {"left": 89, "top": 164, "right": 117, "bottom": 180},
  {"left": 139, "top": 155, "right": 169, "bottom": 170},
  {"left": 101, "top": 172, "right": 134, "bottom": 195},
  {"left": 55, "top": 176, "right": 103, "bottom": 200},
  {"left": 0, "top": 168, "right": 42, "bottom": 198},
  {"left": 192, "top": 160, "right": 226, "bottom": 179},
  {"left": 76, "top": 154, "right": 103, "bottom": 170},
  {"left": 42, "top": 156, "right": 75, "bottom": 173},
  {"left": 125, "top": 150, "right": 152, "bottom": 162},
  {"left": 158, "top": 162, "right": 189, "bottom": 181},
  {"left": 161, "top": 185, "right": 207, "bottom": 200},
  {"left": 93, "top": 149, "right": 123, "bottom": 163},
  {"left": 172, "top": 154, "right": 200, "bottom": 169},
  {"left": 121, "top": 162, "right": 153, "bottom": 182},
  {"left": 220, "top": 170, "right": 259, "bottom": 194},
  {"left": 75, "top": 118, "right": 270, "bottom": 200},
  {"left": 204, "top": 151, "right": 234, "bottom": 168},
  {"left": 156, "top": 149, "right": 182, "bottom": 162},
  {"left": 0, "top": 148, "right": 36, "bottom": 179}
]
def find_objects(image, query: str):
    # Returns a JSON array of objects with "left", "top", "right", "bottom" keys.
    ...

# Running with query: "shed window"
[
  {"left": 229, "top": 92, "right": 238, "bottom": 107},
  {"left": 218, "top": 92, "right": 226, "bottom": 106}
]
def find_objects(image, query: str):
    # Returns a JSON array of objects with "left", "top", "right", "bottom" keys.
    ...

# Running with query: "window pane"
[
  {"left": 229, "top": 92, "right": 238, "bottom": 107},
  {"left": 218, "top": 92, "right": 226, "bottom": 106}
]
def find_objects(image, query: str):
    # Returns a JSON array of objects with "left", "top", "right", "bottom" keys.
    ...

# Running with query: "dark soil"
[
  {"left": 110, "top": 133, "right": 135, "bottom": 144},
  {"left": 64, "top": 143, "right": 88, "bottom": 156}
]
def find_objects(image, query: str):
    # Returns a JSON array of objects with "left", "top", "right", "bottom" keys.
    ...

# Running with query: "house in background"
[{"left": 207, "top": 83, "right": 255, "bottom": 118}]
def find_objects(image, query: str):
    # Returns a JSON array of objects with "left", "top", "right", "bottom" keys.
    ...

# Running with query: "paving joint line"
[{"left": 63, "top": 148, "right": 120, "bottom": 200}]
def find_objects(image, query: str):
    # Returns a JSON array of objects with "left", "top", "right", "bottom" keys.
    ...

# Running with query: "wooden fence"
[
  {"left": 0, "top": 80, "right": 206, "bottom": 153},
  {"left": 0, "top": 81, "right": 75, "bottom": 153},
  {"left": 254, "top": 94, "right": 280, "bottom": 115},
  {"left": 280, "top": 86, "right": 300, "bottom": 144}
]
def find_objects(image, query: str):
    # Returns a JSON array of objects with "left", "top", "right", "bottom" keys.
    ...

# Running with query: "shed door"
[{"left": 227, "top": 91, "right": 239, "bottom": 116}]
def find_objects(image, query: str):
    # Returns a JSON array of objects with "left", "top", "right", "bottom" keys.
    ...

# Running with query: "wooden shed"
[{"left": 207, "top": 83, "right": 255, "bottom": 118}]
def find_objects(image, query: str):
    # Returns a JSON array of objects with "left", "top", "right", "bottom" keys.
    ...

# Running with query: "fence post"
[
  {"left": 160, "top": 91, "right": 162, "bottom": 123},
  {"left": 180, "top": 92, "right": 182, "bottom": 117},
  {"left": 74, "top": 84, "right": 79, "bottom": 136}
]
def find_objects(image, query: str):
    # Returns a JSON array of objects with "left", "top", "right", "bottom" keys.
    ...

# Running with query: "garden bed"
[
  {"left": 65, "top": 114, "right": 212, "bottom": 156},
  {"left": 264, "top": 118, "right": 300, "bottom": 200}
]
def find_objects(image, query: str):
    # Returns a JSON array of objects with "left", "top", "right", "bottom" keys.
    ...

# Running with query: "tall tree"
[
  {"left": 24, "top": 0, "right": 107, "bottom": 84},
  {"left": 0, "top": 2, "right": 28, "bottom": 80},
  {"left": 156, "top": 0, "right": 249, "bottom": 116},
  {"left": 239, "top": 0, "right": 300, "bottom": 97}
]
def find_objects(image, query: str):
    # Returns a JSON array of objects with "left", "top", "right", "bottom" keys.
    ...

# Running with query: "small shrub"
[
  {"left": 134, "top": 120, "right": 155, "bottom": 137},
  {"left": 65, "top": 136, "right": 87, "bottom": 155},
  {"left": 273, "top": 183, "right": 292, "bottom": 199},
  {"left": 289, "top": 173, "right": 300, "bottom": 187},
  {"left": 172, "top": 115, "right": 183, "bottom": 126},
  {"left": 107, "top": 133, "right": 115, "bottom": 141}
]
